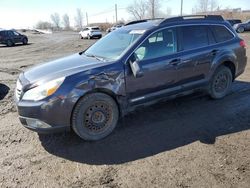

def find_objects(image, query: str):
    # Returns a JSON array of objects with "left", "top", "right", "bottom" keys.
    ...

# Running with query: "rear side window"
[
  {"left": 180, "top": 25, "right": 209, "bottom": 50},
  {"left": 210, "top": 25, "right": 234, "bottom": 43},
  {"left": 8, "top": 31, "right": 14, "bottom": 36}
]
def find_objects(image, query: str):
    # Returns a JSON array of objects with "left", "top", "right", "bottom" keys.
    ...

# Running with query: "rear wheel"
[
  {"left": 209, "top": 66, "right": 232, "bottom": 99},
  {"left": 87, "top": 34, "right": 91, "bottom": 40},
  {"left": 72, "top": 93, "right": 119, "bottom": 141},
  {"left": 22, "top": 38, "right": 28, "bottom": 45},
  {"left": 6, "top": 40, "right": 13, "bottom": 47}
]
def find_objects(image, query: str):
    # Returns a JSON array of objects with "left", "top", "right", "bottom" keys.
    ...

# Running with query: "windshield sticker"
[{"left": 129, "top": 30, "right": 146, "bottom": 34}]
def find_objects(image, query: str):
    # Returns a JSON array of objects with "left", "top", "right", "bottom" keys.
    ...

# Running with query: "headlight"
[{"left": 22, "top": 77, "right": 65, "bottom": 101}]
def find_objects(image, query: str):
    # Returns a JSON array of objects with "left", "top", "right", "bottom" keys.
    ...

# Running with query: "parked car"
[
  {"left": 15, "top": 15, "right": 247, "bottom": 141},
  {"left": 106, "top": 24, "right": 123, "bottom": 33},
  {"left": 79, "top": 26, "right": 102, "bottom": 39},
  {"left": 226, "top": 19, "right": 242, "bottom": 26},
  {"left": 234, "top": 20, "right": 250, "bottom": 33},
  {"left": 0, "top": 29, "right": 28, "bottom": 47}
]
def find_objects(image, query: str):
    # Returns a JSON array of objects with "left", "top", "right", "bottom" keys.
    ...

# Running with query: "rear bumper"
[
  {"left": 90, "top": 34, "right": 102, "bottom": 38},
  {"left": 236, "top": 55, "right": 247, "bottom": 78}
]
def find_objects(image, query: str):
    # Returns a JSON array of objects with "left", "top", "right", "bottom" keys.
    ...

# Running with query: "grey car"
[{"left": 234, "top": 20, "right": 250, "bottom": 33}]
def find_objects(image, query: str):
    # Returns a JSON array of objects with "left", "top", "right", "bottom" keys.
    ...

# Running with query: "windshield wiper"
[{"left": 85, "top": 53, "right": 106, "bottom": 62}]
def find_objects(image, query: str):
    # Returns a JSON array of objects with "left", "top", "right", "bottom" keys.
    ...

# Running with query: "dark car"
[
  {"left": 234, "top": 19, "right": 250, "bottom": 33},
  {"left": 226, "top": 19, "right": 242, "bottom": 26},
  {"left": 15, "top": 15, "right": 247, "bottom": 141},
  {"left": 0, "top": 29, "right": 28, "bottom": 47},
  {"left": 106, "top": 24, "right": 123, "bottom": 33}
]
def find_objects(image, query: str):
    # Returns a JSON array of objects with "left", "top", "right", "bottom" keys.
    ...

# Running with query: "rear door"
[
  {"left": 13, "top": 31, "right": 23, "bottom": 42},
  {"left": 176, "top": 25, "right": 217, "bottom": 85}
]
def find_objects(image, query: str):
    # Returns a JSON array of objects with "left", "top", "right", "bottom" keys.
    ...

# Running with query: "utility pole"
[
  {"left": 86, "top": 12, "right": 89, "bottom": 26},
  {"left": 152, "top": 0, "right": 155, "bottom": 19},
  {"left": 180, "top": 0, "right": 183, "bottom": 16},
  {"left": 115, "top": 4, "right": 118, "bottom": 24}
]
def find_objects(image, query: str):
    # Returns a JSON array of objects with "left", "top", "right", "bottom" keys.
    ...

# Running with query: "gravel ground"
[{"left": 0, "top": 31, "right": 250, "bottom": 188}]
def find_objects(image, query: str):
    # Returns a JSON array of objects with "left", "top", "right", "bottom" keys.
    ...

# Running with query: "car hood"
[{"left": 23, "top": 53, "right": 109, "bottom": 84}]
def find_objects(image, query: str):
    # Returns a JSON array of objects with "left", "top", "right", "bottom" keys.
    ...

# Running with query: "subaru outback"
[{"left": 15, "top": 15, "right": 247, "bottom": 141}]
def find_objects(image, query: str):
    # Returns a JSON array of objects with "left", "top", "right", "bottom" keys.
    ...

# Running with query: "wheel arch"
[
  {"left": 70, "top": 88, "right": 123, "bottom": 128},
  {"left": 221, "top": 61, "right": 236, "bottom": 80}
]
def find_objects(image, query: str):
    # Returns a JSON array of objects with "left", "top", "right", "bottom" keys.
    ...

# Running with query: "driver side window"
[{"left": 134, "top": 28, "right": 177, "bottom": 61}]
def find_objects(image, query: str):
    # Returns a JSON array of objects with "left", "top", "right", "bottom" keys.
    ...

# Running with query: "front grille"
[{"left": 15, "top": 79, "right": 23, "bottom": 101}]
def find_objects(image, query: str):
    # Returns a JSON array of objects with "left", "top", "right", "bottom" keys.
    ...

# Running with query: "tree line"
[
  {"left": 38, "top": 0, "right": 242, "bottom": 30},
  {"left": 36, "top": 8, "right": 84, "bottom": 30},
  {"left": 126, "top": 0, "right": 219, "bottom": 20}
]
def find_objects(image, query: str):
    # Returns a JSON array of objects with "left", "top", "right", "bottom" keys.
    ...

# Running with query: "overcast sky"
[{"left": 0, "top": 0, "right": 250, "bottom": 29}]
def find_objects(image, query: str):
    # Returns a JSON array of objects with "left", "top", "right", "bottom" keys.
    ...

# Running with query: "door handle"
[
  {"left": 209, "top": 49, "right": 219, "bottom": 56},
  {"left": 169, "top": 59, "right": 181, "bottom": 66}
]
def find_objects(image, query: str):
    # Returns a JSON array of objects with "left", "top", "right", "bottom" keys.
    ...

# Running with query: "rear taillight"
[{"left": 240, "top": 40, "right": 246, "bottom": 48}]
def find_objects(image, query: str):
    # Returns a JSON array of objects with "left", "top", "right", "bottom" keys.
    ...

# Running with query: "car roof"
[{"left": 121, "top": 15, "right": 226, "bottom": 32}]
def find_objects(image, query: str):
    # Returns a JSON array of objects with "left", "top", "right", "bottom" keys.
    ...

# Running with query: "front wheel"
[
  {"left": 237, "top": 27, "right": 244, "bottom": 33},
  {"left": 72, "top": 93, "right": 119, "bottom": 141},
  {"left": 6, "top": 40, "right": 14, "bottom": 47},
  {"left": 209, "top": 66, "right": 232, "bottom": 99}
]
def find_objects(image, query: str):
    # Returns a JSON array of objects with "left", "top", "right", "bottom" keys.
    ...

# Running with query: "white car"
[{"left": 79, "top": 26, "right": 102, "bottom": 39}]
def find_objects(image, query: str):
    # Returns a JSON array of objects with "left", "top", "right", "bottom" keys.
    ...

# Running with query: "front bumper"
[
  {"left": 16, "top": 97, "right": 73, "bottom": 134},
  {"left": 19, "top": 116, "right": 70, "bottom": 133}
]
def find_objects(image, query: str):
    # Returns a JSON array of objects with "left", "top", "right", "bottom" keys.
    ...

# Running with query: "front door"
[{"left": 125, "top": 27, "right": 184, "bottom": 104}]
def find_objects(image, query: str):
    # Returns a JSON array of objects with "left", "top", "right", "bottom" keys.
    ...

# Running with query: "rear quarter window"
[
  {"left": 180, "top": 25, "right": 209, "bottom": 50},
  {"left": 210, "top": 25, "right": 234, "bottom": 43}
]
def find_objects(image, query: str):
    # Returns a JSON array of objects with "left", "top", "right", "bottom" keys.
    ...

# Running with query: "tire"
[
  {"left": 72, "top": 93, "right": 119, "bottom": 141},
  {"left": 22, "top": 38, "right": 28, "bottom": 45},
  {"left": 79, "top": 35, "right": 83, "bottom": 39},
  {"left": 237, "top": 27, "right": 244, "bottom": 33},
  {"left": 209, "top": 66, "right": 233, "bottom": 99},
  {"left": 6, "top": 40, "right": 13, "bottom": 47},
  {"left": 87, "top": 34, "right": 91, "bottom": 40}
]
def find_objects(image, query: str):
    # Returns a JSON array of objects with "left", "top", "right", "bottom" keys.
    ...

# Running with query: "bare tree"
[
  {"left": 127, "top": 0, "right": 147, "bottom": 20},
  {"left": 194, "top": 0, "right": 218, "bottom": 13},
  {"left": 127, "top": 0, "right": 162, "bottom": 20},
  {"left": 75, "top": 8, "right": 84, "bottom": 29},
  {"left": 166, "top": 7, "right": 172, "bottom": 17},
  {"left": 62, "top": 14, "right": 70, "bottom": 29},
  {"left": 210, "top": 0, "right": 218, "bottom": 12},
  {"left": 51, "top": 13, "right": 61, "bottom": 29},
  {"left": 36, "top": 21, "right": 52, "bottom": 30},
  {"left": 147, "top": 0, "right": 161, "bottom": 19}
]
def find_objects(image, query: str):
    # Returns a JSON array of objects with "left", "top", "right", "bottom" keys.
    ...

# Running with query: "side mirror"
[{"left": 129, "top": 60, "right": 143, "bottom": 78}]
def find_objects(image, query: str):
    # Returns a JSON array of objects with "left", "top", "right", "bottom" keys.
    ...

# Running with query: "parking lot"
[{"left": 0, "top": 31, "right": 250, "bottom": 187}]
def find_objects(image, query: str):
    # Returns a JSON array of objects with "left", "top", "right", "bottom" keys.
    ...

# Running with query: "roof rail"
[
  {"left": 159, "top": 15, "right": 224, "bottom": 25},
  {"left": 125, "top": 18, "right": 164, "bottom": 26}
]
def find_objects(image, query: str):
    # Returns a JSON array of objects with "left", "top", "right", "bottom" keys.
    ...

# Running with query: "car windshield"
[{"left": 84, "top": 30, "right": 143, "bottom": 61}]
